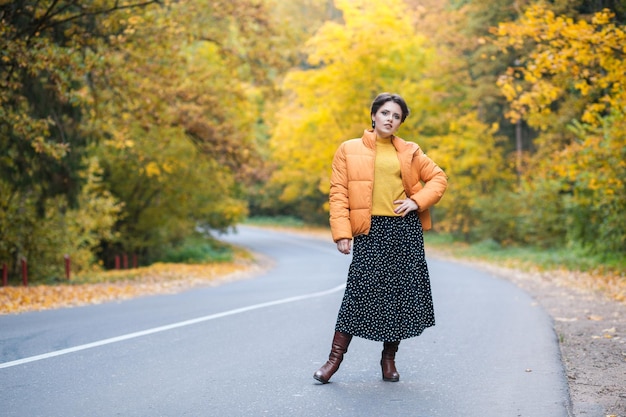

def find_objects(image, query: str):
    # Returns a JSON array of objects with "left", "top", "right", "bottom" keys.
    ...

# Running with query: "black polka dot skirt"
[{"left": 335, "top": 212, "right": 435, "bottom": 342}]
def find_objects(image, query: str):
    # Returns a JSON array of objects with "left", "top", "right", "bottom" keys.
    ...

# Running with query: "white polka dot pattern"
[{"left": 335, "top": 213, "right": 435, "bottom": 342}]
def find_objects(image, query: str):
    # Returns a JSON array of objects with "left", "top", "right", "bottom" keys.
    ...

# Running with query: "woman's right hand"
[{"left": 336, "top": 238, "right": 352, "bottom": 255}]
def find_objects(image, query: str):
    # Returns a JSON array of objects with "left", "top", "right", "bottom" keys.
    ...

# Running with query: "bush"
[
  {"left": 244, "top": 215, "right": 306, "bottom": 228},
  {"left": 0, "top": 159, "right": 122, "bottom": 283},
  {"left": 162, "top": 235, "right": 233, "bottom": 264}
]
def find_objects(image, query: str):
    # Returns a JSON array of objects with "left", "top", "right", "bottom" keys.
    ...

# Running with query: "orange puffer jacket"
[{"left": 329, "top": 129, "right": 448, "bottom": 242}]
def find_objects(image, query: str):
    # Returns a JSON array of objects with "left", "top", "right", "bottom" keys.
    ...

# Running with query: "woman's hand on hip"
[
  {"left": 393, "top": 198, "right": 419, "bottom": 217},
  {"left": 336, "top": 238, "right": 352, "bottom": 255}
]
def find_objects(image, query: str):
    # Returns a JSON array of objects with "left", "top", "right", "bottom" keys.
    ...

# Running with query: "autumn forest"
[{"left": 1, "top": 0, "right": 625, "bottom": 282}]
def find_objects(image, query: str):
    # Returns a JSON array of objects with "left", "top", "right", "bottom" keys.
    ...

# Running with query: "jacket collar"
[
  {"left": 361, "top": 129, "right": 419, "bottom": 154},
  {"left": 361, "top": 129, "right": 378, "bottom": 149}
]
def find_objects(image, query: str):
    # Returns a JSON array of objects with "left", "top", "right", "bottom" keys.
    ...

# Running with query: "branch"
[{"left": 23, "top": 0, "right": 161, "bottom": 40}]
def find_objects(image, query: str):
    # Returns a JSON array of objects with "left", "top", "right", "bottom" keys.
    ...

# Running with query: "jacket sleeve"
[
  {"left": 329, "top": 144, "right": 353, "bottom": 242},
  {"left": 409, "top": 149, "right": 448, "bottom": 211}
]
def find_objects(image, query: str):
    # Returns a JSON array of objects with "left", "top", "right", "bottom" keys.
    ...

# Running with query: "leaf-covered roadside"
[{"left": 0, "top": 259, "right": 263, "bottom": 315}]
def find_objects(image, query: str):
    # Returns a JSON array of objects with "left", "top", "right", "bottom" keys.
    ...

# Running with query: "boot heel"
[
  {"left": 381, "top": 341, "right": 400, "bottom": 382},
  {"left": 313, "top": 331, "right": 352, "bottom": 383}
]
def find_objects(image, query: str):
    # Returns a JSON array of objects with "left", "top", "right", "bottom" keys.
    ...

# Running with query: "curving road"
[{"left": 0, "top": 226, "right": 570, "bottom": 416}]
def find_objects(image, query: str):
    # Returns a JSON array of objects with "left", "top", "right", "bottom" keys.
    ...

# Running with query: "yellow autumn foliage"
[
  {"left": 494, "top": 4, "right": 626, "bottom": 254},
  {"left": 269, "top": 0, "right": 435, "bottom": 206},
  {"left": 494, "top": 5, "right": 626, "bottom": 129}
]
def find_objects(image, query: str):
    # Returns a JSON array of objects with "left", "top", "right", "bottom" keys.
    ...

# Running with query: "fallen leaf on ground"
[{"left": 0, "top": 261, "right": 257, "bottom": 315}]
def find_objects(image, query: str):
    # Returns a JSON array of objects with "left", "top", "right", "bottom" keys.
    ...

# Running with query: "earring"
[{"left": 372, "top": 120, "right": 375, "bottom": 128}]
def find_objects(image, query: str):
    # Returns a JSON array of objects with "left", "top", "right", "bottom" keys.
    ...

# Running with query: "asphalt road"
[{"left": 0, "top": 226, "right": 570, "bottom": 417}]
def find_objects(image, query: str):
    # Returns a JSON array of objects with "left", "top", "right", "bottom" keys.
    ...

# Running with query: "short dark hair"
[{"left": 370, "top": 93, "right": 410, "bottom": 123}]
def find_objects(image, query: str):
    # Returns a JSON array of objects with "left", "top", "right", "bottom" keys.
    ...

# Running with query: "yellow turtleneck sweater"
[{"left": 371, "top": 136, "right": 407, "bottom": 216}]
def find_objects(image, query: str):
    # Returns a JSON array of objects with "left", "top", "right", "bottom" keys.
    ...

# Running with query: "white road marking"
[{"left": 0, "top": 284, "right": 345, "bottom": 369}]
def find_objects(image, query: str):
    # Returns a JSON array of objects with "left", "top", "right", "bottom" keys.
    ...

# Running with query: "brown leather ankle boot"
[
  {"left": 381, "top": 341, "right": 400, "bottom": 382},
  {"left": 313, "top": 331, "right": 353, "bottom": 384}
]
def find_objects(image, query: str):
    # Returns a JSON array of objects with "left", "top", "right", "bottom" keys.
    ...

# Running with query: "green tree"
[
  {"left": 495, "top": 4, "right": 626, "bottom": 254},
  {"left": 1, "top": 0, "right": 289, "bottom": 279},
  {"left": 0, "top": 0, "right": 158, "bottom": 280},
  {"left": 87, "top": 0, "right": 286, "bottom": 262}
]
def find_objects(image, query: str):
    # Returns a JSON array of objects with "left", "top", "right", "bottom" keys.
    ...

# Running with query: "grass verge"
[
  {"left": 245, "top": 217, "right": 625, "bottom": 303},
  {"left": 423, "top": 233, "right": 625, "bottom": 303}
]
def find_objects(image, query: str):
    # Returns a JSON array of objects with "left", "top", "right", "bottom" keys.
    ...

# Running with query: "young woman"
[{"left": 314, "top": 93, "right": 448, "bottom": 384}]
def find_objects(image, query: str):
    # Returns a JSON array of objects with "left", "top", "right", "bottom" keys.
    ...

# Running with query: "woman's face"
[{"left": 372, "top": 101, "right": 403, "bottom": 139}]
